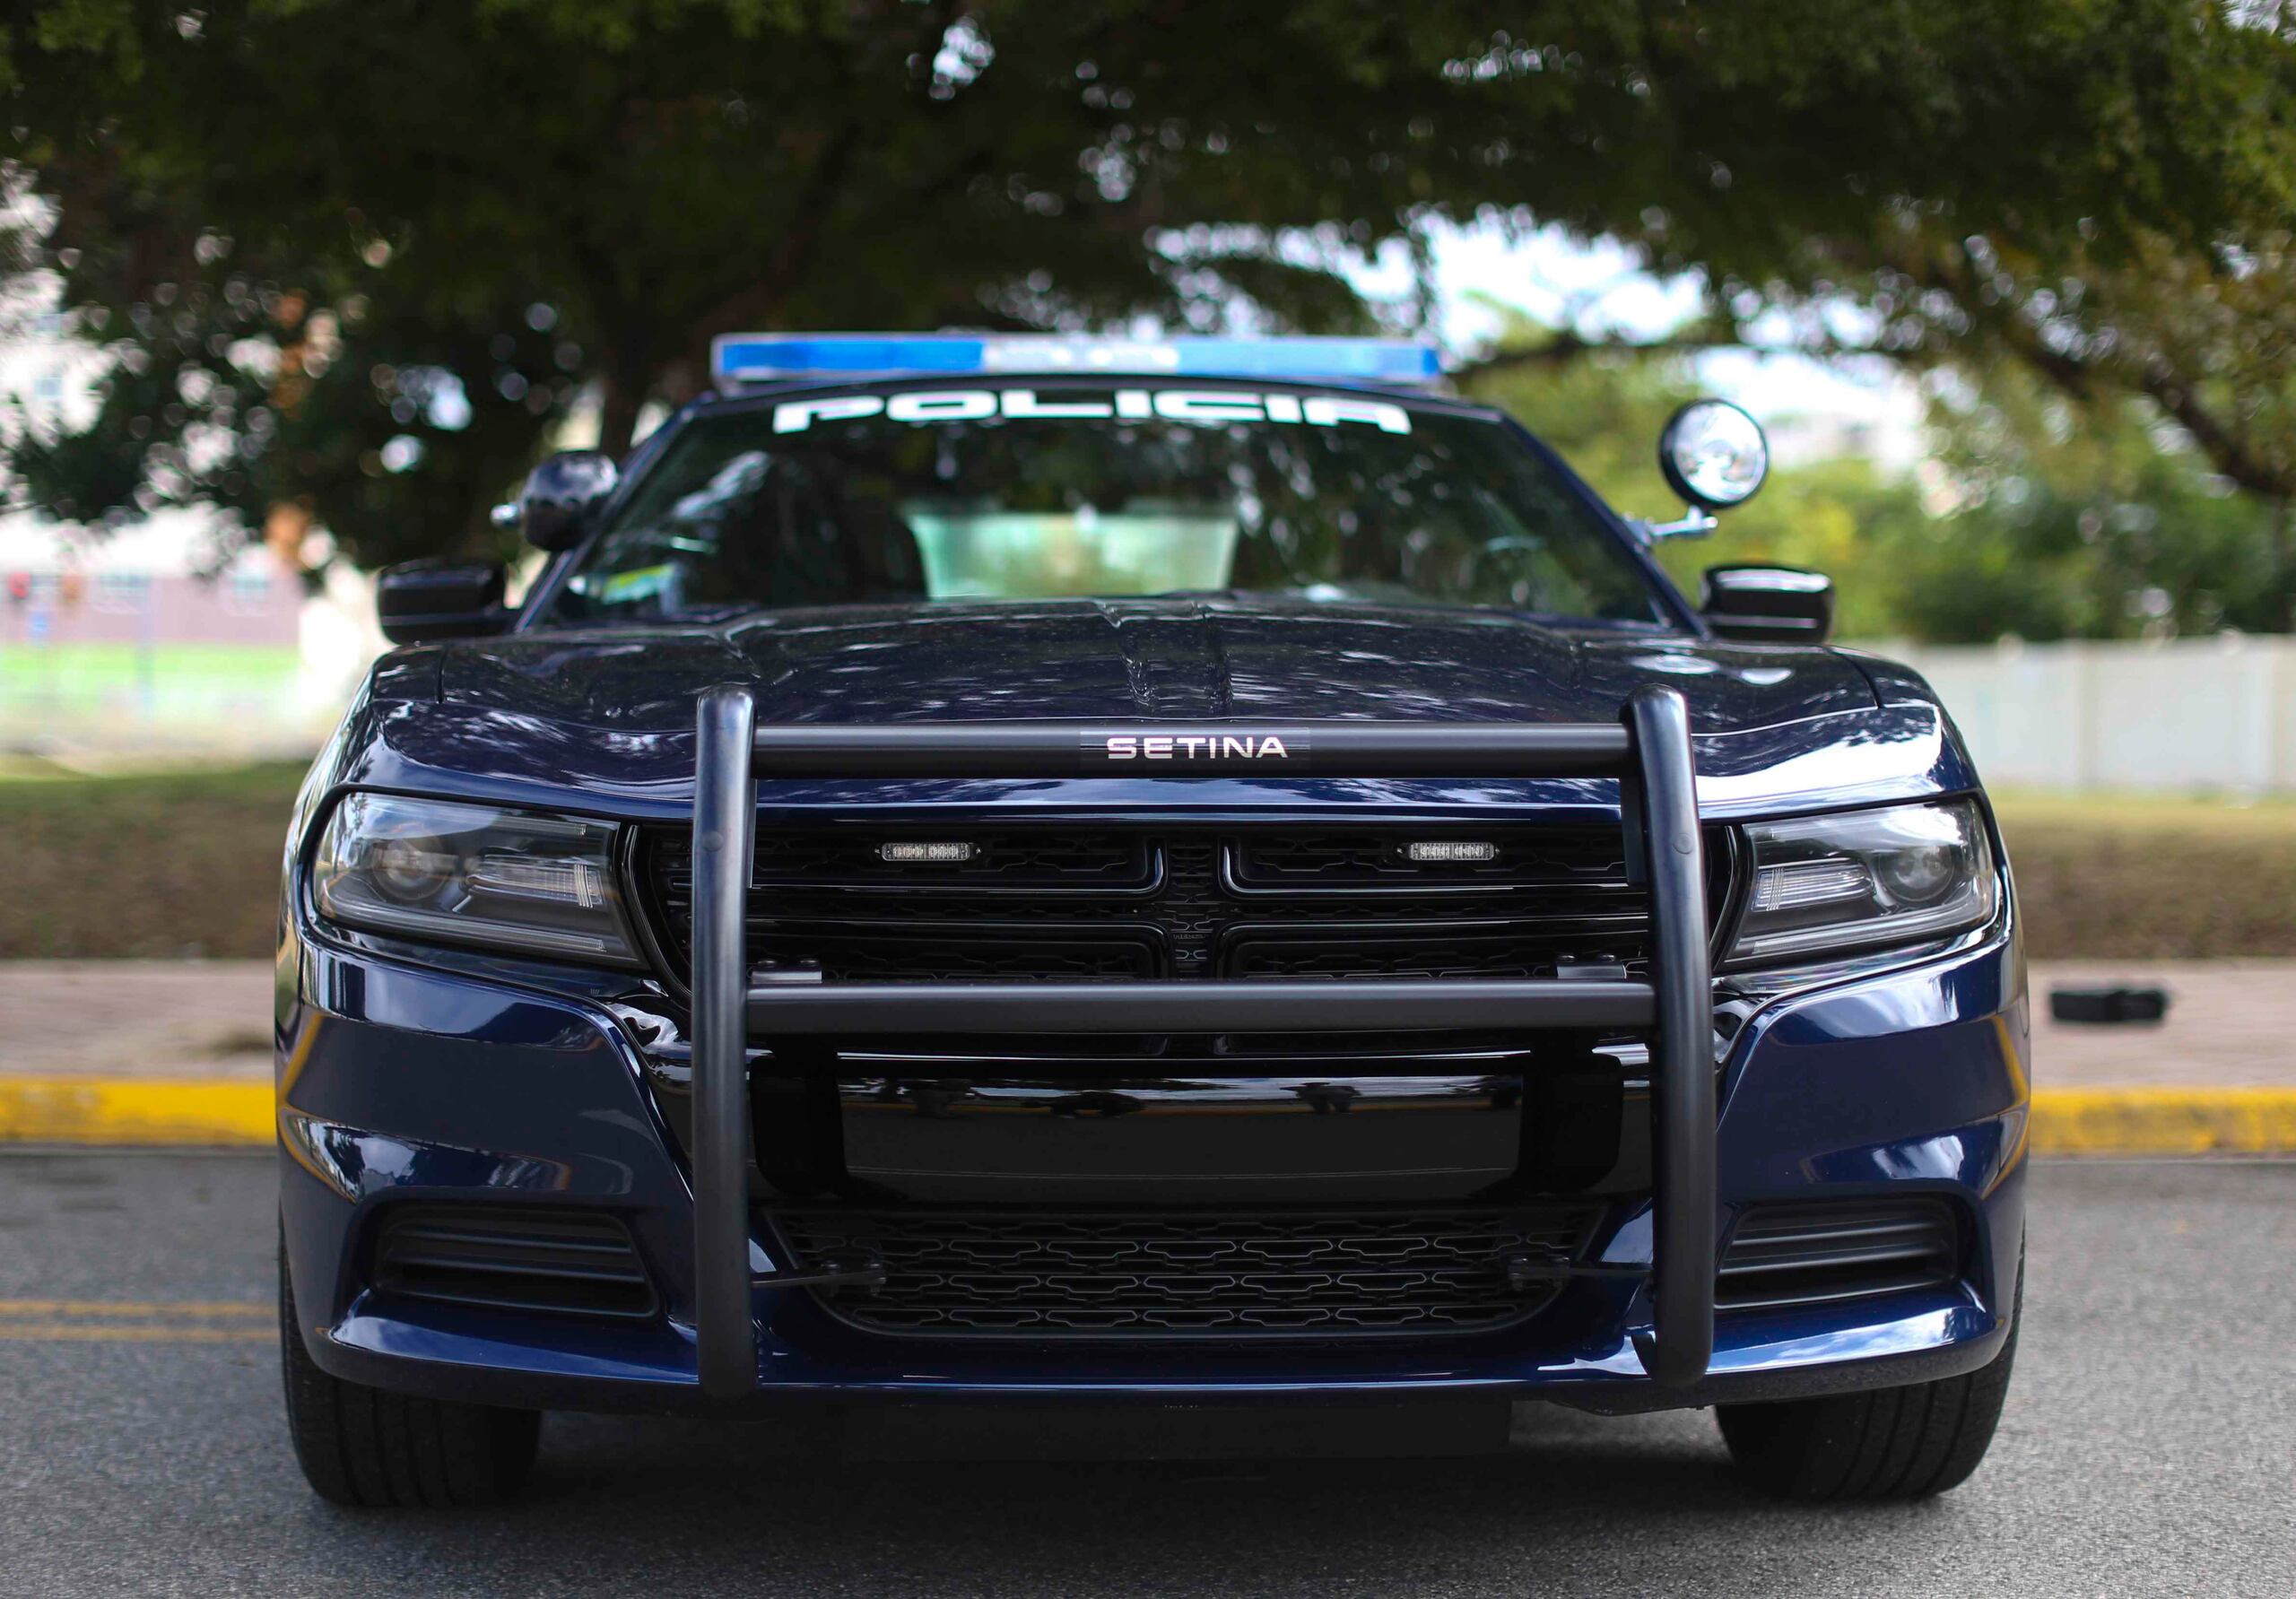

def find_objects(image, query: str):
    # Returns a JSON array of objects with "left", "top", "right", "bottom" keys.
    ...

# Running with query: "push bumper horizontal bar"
[
  {"left": 690, "top": 698, "right": 1716, "bottom": 1402},
  {"left": 749, "top": 719, "right": 1635, "bottom": 778},
  {"left": 746, "top": 978, "right": 1657, "bottom": 1034}
]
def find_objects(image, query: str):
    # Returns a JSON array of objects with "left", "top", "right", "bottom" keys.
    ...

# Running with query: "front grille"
[
  {"left": 639, "top": 823, "right": 1726, "bottom": 987},
  {"left": 787, "top": 925, "right": 1161, "bottom": 982},
  {"left": 768, "top": 1205, "right": 1600, "bottom": 1339},
  {"left": 370, "top": 1205, "right": 657, "bottom": 1320},
  {"left": 1716, "top": 1199, "right": 1961, "bottom": 1312}
]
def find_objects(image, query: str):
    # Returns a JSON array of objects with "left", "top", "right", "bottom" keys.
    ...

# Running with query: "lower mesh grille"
[
  {"left": 370, "top": 1205, "right": 657, "bottom": 1320},
  {"left": 769, "top": 1206, "right": 1599, "bottom": 1339},
  {"left": 1717, "top": 1199, "right": 1960, "bottom": 1312}
]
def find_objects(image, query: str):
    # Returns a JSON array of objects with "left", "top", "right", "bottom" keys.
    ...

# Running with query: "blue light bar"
[{"left": 710, "top": 333, "right": 1442, "bottom": 388}]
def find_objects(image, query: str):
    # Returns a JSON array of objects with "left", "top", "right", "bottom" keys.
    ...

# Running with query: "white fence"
[{"left": 1875, "top": 635, "right": 2296, "bottom": 795}]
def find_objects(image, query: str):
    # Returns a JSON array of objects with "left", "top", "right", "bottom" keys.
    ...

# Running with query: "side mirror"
[
  {"left": 1639, "top": 399, "right": 1770, "bottom": 541},
  {"left": 509, "top": 450, "right": 619, "bottom": 552},
  {"left": 377, "top": 560, "right": 509, "bottom": 644},
  {"left": 1701, "top": 564, "right": 1833, "bottom": 644}
]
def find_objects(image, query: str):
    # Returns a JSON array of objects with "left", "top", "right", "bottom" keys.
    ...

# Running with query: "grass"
[
  {"left": 0, "top": 640, "right": 300, "bottom": 689},
  {"left": 0, "top": 768, "right": 2291, "bottom": 961},
  {"left": 1990, "top": 792, "right": 2296, "bottom": 960},
  {"left": 0, "top": 762, "right": 303, "bottom": 959},
  {"left": 0, "top": 643, "right": 300, "bottom": 737}
]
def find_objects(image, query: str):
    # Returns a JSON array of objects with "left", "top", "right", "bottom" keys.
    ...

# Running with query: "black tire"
[
  {"left": 1716, "top": 1279, "right": 2019, "bottom": 1501},
  {"left": 279, "top": 1242, "right": 541, "bottom": 1508}
]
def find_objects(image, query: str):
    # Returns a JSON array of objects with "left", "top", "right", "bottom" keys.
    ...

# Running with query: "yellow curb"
[
  {"left": 1, "top": 1077, "right": 2292, "bottom": 1157},
  {"left": 0, "top": 1078, "right": 272, "bottom": 1146},
  {"left": 2028, "top": 1087, "right": 2296, "bottom": 1157}
]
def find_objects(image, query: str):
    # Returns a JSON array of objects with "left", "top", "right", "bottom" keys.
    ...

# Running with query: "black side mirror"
[
  {"left": 507, "top": 450, "right": 620, "bottom": 552},
  {"left": 1701, "top": 564, "right": 1833, "bottom": 644},
  {"left": 377, "top": 561, "right": 509, "bottom": 644}
]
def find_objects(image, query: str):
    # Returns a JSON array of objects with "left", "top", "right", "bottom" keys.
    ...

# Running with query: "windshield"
[{"left": 546, "top": 381, "right": 1667, "bottom": 626}]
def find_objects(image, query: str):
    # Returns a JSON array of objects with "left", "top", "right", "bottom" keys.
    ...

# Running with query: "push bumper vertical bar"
[
  {"left": 1624, "top": 685, "right": 1716, "bottom": 1387},
  {"left": 688, "top": 692, "right": 1714, "bottom": 1400},
  {"left": 691, "top": 685, "right": 758, "bottom": 1399}
]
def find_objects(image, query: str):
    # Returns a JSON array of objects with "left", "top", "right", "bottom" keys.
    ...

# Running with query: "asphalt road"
[{"left": 2, "top": 1155, "right": 2291, "bottom": 1598}]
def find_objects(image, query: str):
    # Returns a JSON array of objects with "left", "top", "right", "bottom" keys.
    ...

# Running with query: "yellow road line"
[
  {"left": 1, "top": 1075, "right": 2292, "bottom": 1156},
  {"left": 0, "top": 1077, "right": 272, "bottom": 1146},
  {"left": 0, "top": 1323, "right": 272, "bottom": 1343},
  {"left": 0, "top": 1297, "right": 273, "bottom": 1345},
  {"left": 0, "top": 1299, "right": 268, "bottom": 1319}
]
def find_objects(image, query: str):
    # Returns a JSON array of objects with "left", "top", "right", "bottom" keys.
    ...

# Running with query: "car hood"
[{"left": 432, "top": 596, "right": 1877, "bottom": 734}]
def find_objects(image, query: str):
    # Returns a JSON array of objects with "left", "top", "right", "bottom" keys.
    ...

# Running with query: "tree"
[
  {"left": 1460, "top": 321, "right": 1937, "bottom": 639},
  {"left": 4, "top": 1, "right": 2292, "bottom": 569},
  {"left": 1899, "top": 359, "right": 2291, "bottom": 641},
  {"left": 1463, "top": 307, "right": 2288, "bottom": 644}
]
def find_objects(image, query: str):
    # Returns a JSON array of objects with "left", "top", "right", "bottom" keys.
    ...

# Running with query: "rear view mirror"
[
  {"left": 509, "top": 450, "right": 620, "bottom": 552},
  {"left": 377, "top": 561, "right": 509, "bottom": 644},
  {"left": 1700, "top": 564, "right": 1833, "bottom": 644}
]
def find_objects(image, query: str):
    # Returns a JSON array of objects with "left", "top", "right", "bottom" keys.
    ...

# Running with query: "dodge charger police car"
[{"left": 274, "top": 334, "right": 2024, "bottom": 1506}]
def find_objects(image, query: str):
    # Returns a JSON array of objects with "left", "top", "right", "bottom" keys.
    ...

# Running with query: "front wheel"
[
  {"left": 1716, "top": 1300, "right": 2018, "bottom": 1500},
  {"left": 279, "top": 1241, "right": 540, "bottom": 1507}
]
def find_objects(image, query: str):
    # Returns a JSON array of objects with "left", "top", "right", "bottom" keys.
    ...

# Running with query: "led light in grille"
[
  {"left": 1750, "top": 854, "right": 1871, "bottom": 912},
  {"left": 879, "top": 841, "right": 976, "bottom": 864},
  {"left": 1405, "top": 840, "right": 1498, "bottom": 864}
]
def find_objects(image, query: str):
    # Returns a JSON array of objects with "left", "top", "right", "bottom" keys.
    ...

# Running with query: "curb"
[
  {"left": 4, "top": 1077, "right": 2295, "bottom": 1157},
  {"left": 0, "top": 1078, "right": 272, "bottom": 1146},
  {"left": 2025, "top": 1086, "right": 2296, "bottom": 1158}
]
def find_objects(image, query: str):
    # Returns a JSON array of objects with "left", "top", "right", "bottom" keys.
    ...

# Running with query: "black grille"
[
  {"left": 639, "top": 824, "right": 1721, "bottom": 987},
  {"left": 768, "top": 1205, "right": 1599, "bottom": 1339},
  {"left": 784, "top": 925, "right": 1161, "bottom": 982},
  {"left": 1717, "top": 1199, "right": 1961, "bottom": 1312},
  {"left": 370, "top": 1205, "right": 657, "bottom": 1320}
]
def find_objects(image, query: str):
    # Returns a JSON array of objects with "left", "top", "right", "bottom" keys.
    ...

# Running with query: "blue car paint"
[
  {"left": 278, "top": 926, "right": 2024, "bottom": 1410},
  {"left": 278, "top": 376, "right": 2027, "bottom": 1414}
]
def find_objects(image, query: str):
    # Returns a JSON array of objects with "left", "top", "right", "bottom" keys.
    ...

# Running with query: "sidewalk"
[
  {"left": 0, "top": 961, "right": 274, "bottom": 1082},
  {"left": 2024, "top": 960, "right": 2296, "bottom": 1088},
  {"left": 1, "top": 959, "right": 2291, "bottom": 1151}
]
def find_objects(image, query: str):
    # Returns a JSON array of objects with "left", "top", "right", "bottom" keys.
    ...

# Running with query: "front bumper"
[{"left": 278, "top": 926, "right": 2028, "bottom": 1415}]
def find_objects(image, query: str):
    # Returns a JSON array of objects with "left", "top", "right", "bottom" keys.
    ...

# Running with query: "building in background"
[
  {"left": 0, "top": 311, "right": 379, "bottom": 761},
  {"left": 0, "top": 509, "right": 382, "bottom": 760}
]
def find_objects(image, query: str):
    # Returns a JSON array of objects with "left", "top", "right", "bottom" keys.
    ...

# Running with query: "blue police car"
[{"left": 276, "top": 335, "right": 2025, "bottom": 1505}]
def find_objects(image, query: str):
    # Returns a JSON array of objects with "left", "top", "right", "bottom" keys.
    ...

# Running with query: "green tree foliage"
[
  {"left": 1464, "top": 315, "right": 2287, "bottom": 643},
  {"left": 1462, "top": 336, "right": 1933, "bottom": 639},
  {"left": 1898, "top": 362, "right": 2291, "bottom": 640},
  {"left": 4, "top": 1, "right": 2292, "bottom": 570}
]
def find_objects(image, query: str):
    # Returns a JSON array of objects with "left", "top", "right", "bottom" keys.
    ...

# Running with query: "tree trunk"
[
  {"left": 596, "top": 369, "right": 646, "bottom": 461},
  {"left": 2271, "top": 497, "right": 2295, "bottom": 635}
]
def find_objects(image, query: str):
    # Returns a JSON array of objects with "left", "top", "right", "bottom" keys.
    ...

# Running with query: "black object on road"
[{"left": 2049, "top": 986, "right": 2171, "bottom": 1025}]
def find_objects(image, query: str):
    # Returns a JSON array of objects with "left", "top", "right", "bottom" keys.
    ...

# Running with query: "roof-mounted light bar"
[{"left": 710, "top": 333, "right": 1443, "bottom": 389}]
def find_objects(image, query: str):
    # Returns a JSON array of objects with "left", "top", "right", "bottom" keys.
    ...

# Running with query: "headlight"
[
  {"left": 1725, "top": 799, "right": 1998, "bottom": 968},
  {"left": 312, "top": 794, "right": 640, "bottom": 966}
]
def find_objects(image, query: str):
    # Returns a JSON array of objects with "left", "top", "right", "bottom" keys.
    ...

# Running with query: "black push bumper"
[{"left": 686, "top": 689, "right": 1715, "bottom": 1400}]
